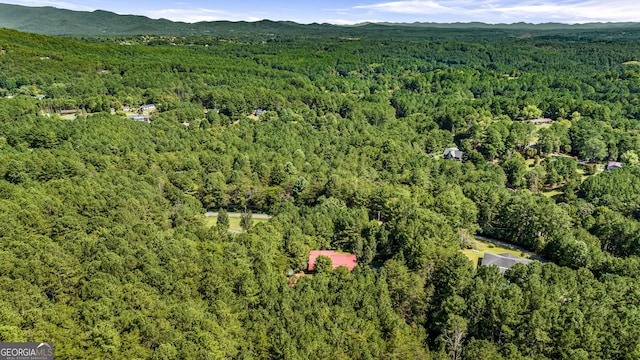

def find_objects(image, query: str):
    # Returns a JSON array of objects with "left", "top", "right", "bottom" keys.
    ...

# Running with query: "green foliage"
[
  {"left": 580, "top": 167, "right": 640, "bottom": 219},
  {"left": 313, "top": 255, "right": 333, "bottom": 274},
  {"left": 0, "top": 23, "right": 640, "bottom": 359},
  {"left": 240, "top": 211, "right": 253, "bottom": 231},
  {"left": 502, "top": 153, "right": 527, "bottom": 188},
  {"left": 621, "top": 150, "right": 639, "bottom": 165},
  {"left": 215, "top": 208, "right": 229, "bottom": 233}
]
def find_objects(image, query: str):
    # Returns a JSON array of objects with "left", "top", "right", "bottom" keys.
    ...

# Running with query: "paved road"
[
  {"left": 474, "top": 235, "right": 546, "bottom": 262},
  {"left": 205, "top": 212, "right": 272, "bottom": 219}
]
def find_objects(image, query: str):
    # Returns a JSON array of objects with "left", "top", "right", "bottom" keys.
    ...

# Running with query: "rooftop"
[
  {"left": 480, "top": 252, "right": 533, "bottom": 273},
  {"left": 308, "top": 250, "right": 357, "bottom": 271}
]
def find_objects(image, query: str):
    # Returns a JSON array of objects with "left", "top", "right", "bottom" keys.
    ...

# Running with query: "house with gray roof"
[
  {"left": 606, "top": 161, "right": 622, "bottom": 171},
  {"left": 444, "top": 147, "right": 463, "bottom": 161},
  {"left": 128, "top": 114, "right": 151, "bottom": 123},
  {"left": 480, "top": 253, "right": 532, "bottom": 273}
]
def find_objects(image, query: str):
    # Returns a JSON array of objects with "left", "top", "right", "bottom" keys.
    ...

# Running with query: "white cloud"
[
  {"left": 482, "top": 0, "right": 640, "bottom": 22},
  {"left": 143, "top": 8, "right": 281, "bottom": 23},
  {"left": 353, "top": 0, "right": 640, "bottom": 23},
  {"left": 6, "top": 0, "right": 640, "bottom": 24},
  {"left": 143, "top": 8, "right": 232, "bottom": 22},
  {"left": 355, "top": 0, "right": 455, "bottom": 15}
]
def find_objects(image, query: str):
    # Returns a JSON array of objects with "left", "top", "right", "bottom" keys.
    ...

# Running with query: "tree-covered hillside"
[
  {"left": 3, "top": 3, "right": 640, "bottom": 41},
  {"left": 2, "top": 27, "right": 640, "bottom": 359}
]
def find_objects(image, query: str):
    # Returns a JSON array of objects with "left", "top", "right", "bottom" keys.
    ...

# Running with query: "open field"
[
  {"left": 203, "top": 213, "right": 270, "bottom": 232},
  {"left": 542, "top": 189, "right": 563, "bottom": 198},
  {"left": 461, "top": 238, "right": 533, "bottom": 267}
]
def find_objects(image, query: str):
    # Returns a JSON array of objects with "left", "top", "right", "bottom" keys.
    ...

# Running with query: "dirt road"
[
  {"left": 205, "top": 212, "right": 272, "bottom": 219},
  {"left": 474, "top": 235, "right": 546, "bottom": 261}
]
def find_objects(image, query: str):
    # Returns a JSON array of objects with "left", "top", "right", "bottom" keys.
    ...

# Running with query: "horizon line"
[{"left": 2, "top": 3, "right": 640, "bottom": 26}]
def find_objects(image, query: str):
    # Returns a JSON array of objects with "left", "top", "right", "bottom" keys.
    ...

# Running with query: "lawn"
[
  {"left": 461, "top": 238, "right": 532, "bottom": 267},
  {"left": 542, "top": 189, "right": 563, "bottom": 198},
  {"left": 204, "top": 215, "right": 269, "bottom": 232}
]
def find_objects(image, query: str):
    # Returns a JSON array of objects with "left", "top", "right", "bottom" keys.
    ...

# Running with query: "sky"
[{"left": 3, "top": 0, "right": 640, "bottom": 24}]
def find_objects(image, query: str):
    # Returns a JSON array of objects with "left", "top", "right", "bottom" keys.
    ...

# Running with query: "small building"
[
  {"left": 140, "top": 104, "right": 156, "bottom": 112},
  {"left": 59, "top": 109, "right": 77, "bottom": 115},
  {"left": 606, "top": 161, "right": 623, "bottom": 171},
  {"left": 528, "top": 118, "right": 553, "bottom": 125},
  {"left": 35, "top": 94, "right": 46, "bottom": 100},
  {"left": 308, "top": 250, "right": 357, "bottom": 272},
  {"left": 480, "top": 253, "right": 532, "bottom": 273},
  {"left": 128, "top": 114, "right": 151, "bottom": 123},
  {"left": 254, "top": 108, "right": 266, "bottom": 116},
  {"left": 444, "top": 147, "right": 463, "bottom": 161},
  {"left": 121, "top": 106, "right": 131, "bottom": 112}
]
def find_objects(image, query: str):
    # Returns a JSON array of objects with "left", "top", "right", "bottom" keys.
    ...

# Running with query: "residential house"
[
  {"left": 528, "top": 118, "right": 553, "bottom": 125},
  {"left": 128, "top": 114, "right": 151, "bottom": 123},
  {"left": 140, "top": 104, "right": 156, "bottom": 112},
  {"left": 254, "top": 108, "right": 266, "bottom": 116},
  {"left": 308, "top": 250, "right": 357, "bottom": 272},
  {"left": 444, "top": 147, "right": 463, "bottom": 161},
  {"left": 606, "top": 161, "right": 623, "bottom": 171},
  {"left": 480, "top": 253, "right": 532, "bottom": 273}
]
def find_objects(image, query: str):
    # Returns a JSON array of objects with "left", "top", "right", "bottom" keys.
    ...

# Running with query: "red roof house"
[{"left": 308, "top": 250, "right": 357, "bottom": 271}]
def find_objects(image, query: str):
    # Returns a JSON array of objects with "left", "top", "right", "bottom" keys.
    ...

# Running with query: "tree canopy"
[{"left": 2, "top": 26, "right": 640, "bottom": 358}]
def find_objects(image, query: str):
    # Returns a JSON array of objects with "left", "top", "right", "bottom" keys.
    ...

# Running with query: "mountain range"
[{"left": 1, "top": 3, "right": 640, "bottom": 40}]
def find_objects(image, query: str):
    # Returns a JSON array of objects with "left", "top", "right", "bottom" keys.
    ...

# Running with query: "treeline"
[{"left": 1, "top": 28, "right": 640, "bottom": 358}]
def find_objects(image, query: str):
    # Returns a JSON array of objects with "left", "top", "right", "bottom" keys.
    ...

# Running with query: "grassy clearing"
[
  {"left": 461, "top": 238, "right": 532, "bottom": 267},
  {"left": 529, "top": 122, "right": 552, "bottom": 144},
  {"left": 623, "top": 60, "right": 640, "bottom": 66},
  {"left": 542, "top": 189, "right": 563, "bottom": 198},
  {"left": 576, "top": 167, "right": 590, "bottom": 181},
  {"left": 204, "top": 215, "right": 269, "bottom": 232},
  {"left": 536, "top": 123, "right": 553, "bottom": 129}
]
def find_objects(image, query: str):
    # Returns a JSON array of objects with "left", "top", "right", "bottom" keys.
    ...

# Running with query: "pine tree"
[
  {"left": 240, "top": 211, "right": 253, "bottom": 231},
  {"left": 216, "top": 208, "right": 229, "bottom": 233}
]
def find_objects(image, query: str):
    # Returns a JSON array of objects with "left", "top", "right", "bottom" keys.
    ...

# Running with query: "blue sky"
[{"left": 3, "top": 0, "right": 640, "bottom": 24}]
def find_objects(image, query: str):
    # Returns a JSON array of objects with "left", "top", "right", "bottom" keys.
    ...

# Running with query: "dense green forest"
[{"left": 2, "top": 23, "right": 640, "bottom": 359}]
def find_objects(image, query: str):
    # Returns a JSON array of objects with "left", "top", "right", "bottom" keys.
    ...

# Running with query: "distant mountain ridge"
[{"left": 1, "top": 3, "right": 640, "bottom": 39}]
